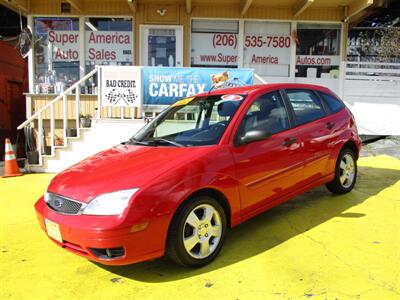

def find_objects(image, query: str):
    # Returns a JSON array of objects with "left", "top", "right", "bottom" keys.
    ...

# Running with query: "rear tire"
[
  {"left": 326, "top": 148, "right": 357, "bottom": 194},
  {"left": 166, "top": 195, "right": 227, "bottom": 267}
]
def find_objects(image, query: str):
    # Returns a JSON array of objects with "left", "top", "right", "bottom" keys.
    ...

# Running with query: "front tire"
[
  {"left": 166, "top": 195, "right": 227, "bottom": 267},
  {"left": 326, "top": 148, "right": 357, "bottom": 194}
]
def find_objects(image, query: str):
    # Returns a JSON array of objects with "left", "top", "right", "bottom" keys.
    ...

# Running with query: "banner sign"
[
  {"left": 100, "top": 66, "right": 142, "bottom": 107},
  {"left": 142, "top": 67, "right": 254, "bottom": 105}
]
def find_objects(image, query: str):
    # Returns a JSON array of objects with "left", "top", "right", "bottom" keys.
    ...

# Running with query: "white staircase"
[
  {"left": 18, "top": 67, "right": 146, "bottom": 173},
  {"left": 29, "top": 119, "right": 145, "bottom": 173}
]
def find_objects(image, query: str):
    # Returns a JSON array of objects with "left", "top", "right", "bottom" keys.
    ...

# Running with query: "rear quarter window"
[{"left": 319, "top": 92, "right": 345, "bottom": 114}]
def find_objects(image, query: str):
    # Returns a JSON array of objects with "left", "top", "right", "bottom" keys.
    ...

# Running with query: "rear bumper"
[{"left": 34, "top": 196, "right": 164, "bottom": 265}]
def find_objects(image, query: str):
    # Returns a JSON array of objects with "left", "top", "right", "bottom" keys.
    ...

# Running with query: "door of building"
[{"left": 139, "top": 25, "right": 183, "bottom": 67}]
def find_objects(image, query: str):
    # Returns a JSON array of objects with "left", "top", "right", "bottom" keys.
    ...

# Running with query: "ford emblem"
[{"left": 54, "top": 199, "right": 63, "bottom": 208}]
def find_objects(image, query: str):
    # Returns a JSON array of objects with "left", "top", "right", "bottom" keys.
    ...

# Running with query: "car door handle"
[
  {"left": 283, "top": 138, "right": 297, "bottom": 147},
  {"left": 326, "top": 122, "right": 335, "bottom": 130}
]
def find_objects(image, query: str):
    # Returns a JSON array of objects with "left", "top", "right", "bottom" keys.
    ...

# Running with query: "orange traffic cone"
[{"left": 3, "top": 138, "right": 23, "bottom": 178}]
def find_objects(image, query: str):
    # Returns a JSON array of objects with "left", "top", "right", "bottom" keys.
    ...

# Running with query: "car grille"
[{"left": 45, "top": 193, "right": 84, "bottom": 215}]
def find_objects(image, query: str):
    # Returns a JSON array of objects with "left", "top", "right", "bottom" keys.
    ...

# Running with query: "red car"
[{"left": 35, "top": 83, "right": 361, "bottom": 267}]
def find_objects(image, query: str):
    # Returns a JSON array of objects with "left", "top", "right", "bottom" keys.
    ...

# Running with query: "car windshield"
[{"left": 128, "top": 94, "right": 246, "bottom": 147}]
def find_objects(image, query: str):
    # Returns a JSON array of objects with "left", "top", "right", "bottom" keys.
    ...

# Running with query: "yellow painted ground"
[{"left": 1, "top": 155, "right": 399, "bottom": 300}]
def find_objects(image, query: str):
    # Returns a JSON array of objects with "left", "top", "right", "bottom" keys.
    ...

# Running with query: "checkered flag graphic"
[
  {"left": 125, "top": 89, "right": 137, "bottom": 104},
  {"left": 105, "top": 89, "right": 138, "bottom": 106},
  {"left": 105, "top": 89, "right": 118, "bottom": 105}
]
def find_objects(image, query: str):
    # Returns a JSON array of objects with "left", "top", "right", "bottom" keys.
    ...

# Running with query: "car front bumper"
[{"left": 34, "top": 196, "right": 165, "bottom": 265}]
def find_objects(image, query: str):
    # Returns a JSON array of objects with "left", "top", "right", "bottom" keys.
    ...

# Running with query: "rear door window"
[
  {"left": 285, "top": 89, "right": 326, "bottom": 125},
  {"left": 319, "top": 92, "right": 345, "bottom": 114}
]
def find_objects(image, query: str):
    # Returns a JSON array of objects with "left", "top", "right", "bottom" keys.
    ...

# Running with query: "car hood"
[{"left": 47, "top": 144, "right": 214, "bottom": 203}]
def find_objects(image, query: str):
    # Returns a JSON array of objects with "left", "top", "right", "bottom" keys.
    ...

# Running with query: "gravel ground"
[{"left": 360, "top": 136, "right": 400, "bottom": 159}]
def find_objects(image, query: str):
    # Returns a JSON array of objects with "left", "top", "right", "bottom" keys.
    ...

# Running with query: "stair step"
[{"left": 26, "top": 164, "right": 43, "bottom": 167}]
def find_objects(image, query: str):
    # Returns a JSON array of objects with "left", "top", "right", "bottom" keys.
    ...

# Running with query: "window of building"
[
  {"left": 84, "top": 17, "right": 133, "bottom": 93},
  {"left": 191, "top": 20, "right": 239, "bottom": 68},
  {"left": 243, "top": 21, "right": 291, "bottom": 77},
  {"left": 85, "top": 17, "right": 133, "bottom": 73},
  {"left": 33, "top": 17, "right": 79, "bottom": 93},
  {"left": 295, "top": 23, "right": 341, "bottom": 78}
]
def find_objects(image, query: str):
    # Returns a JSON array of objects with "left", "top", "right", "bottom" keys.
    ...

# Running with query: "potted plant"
[
  {"left": 79, "top": 114, "right": 92, "bottom": 128},
  {"left": 27, "top": 150, "right": 39, "bottom": 164},
  {"left": 55, "top": 135, "right": 64, "bottom": 146},
  {"left": 66, "top": 127, "right": 77, "bottom": 137},
  {"left": 43, "top": 146, "right": 52, "bottom": 155}
]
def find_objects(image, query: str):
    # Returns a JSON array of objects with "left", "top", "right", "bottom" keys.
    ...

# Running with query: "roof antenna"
[{"left": 207, "top": 85, "right": 216, "bottom": 95}]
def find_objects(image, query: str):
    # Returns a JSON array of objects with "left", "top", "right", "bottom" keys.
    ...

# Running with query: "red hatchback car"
[{"left": 35, "top": 83, "right": 361, "bottom": 267}]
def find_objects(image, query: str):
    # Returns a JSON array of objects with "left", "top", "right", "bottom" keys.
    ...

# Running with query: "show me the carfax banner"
[{"left": 142, "top": 67, "right": 254, "bottom": 105}]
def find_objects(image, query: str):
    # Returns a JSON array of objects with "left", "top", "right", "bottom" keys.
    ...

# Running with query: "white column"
[
  {"left": 97, "top": 66, "right": 102, "bottom": 119},
  {"left": 237, "top": 19, "right": 245, "bottom": 68},
  {"left": 27, "top": 15, "right": 35, "bottom": 93},
  {"left": 339, "top": 22, "right": 348, "bottom": 99},
  {"left": 289, "top": 21, "right": 297, "bottom": 82},
  {"left": 79, "top": 17, "right": 85, "bottom": 79}
]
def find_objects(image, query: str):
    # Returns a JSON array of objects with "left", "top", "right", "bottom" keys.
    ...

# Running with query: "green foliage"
[
  {"left": 79, "top": 114, "right": 92, "bottom": 119},
  {"left": 378, "top": 27, "right": 400, "bottom": 59}
]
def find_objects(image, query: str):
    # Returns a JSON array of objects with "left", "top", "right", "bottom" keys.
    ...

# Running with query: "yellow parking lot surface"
[{"left": 1, "top": 155, "right": 399, "bottom": 300}]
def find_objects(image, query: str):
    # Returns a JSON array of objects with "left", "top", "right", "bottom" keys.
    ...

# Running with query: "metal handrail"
[{"left": 17, "top": 67, "right": 98, "bottom": 130}]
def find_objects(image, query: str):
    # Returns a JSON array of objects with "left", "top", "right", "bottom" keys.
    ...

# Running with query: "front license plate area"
[{"left": 45, "top": 218, "right": 63, "bottom": 243}]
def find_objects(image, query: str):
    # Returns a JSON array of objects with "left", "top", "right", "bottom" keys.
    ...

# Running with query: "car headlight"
[{"left": 82, "top": 188, "right": 139, "bottom": 216}]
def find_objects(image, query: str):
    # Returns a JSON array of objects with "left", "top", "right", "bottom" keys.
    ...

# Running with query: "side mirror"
[{"left": 238, "top": 129, "right": 271, "bottom": 145}]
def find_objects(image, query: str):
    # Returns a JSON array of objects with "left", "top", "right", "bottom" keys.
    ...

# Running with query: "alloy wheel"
[
  {"left": 182, "top": 204, "right": 222, "bottom": 259},
  {"left": 339, "top": 153, "right": 356, "bottom": 189}
]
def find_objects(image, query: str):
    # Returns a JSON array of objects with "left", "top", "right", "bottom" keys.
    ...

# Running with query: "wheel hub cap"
[
  {"left": 183, "top": 204, "right": 222, "bottom": 259},
  {"left": 339, "top": 153, "right": 355, "bottom": 189},
  {"left": 198, "top": 224, "right": 209, "bottom": 236}
]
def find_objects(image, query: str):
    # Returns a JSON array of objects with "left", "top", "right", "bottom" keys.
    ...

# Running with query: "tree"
[{"left": 378, "top": 27, "right": 400, "bottom": 59}]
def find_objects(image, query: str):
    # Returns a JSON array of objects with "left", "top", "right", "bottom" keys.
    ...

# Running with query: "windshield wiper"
[
  {"left": 152, "top": 138, "right": 185, "bottom": 147},
  {"left": 126, "top": 138, "right": 151, "bottom": 146}
]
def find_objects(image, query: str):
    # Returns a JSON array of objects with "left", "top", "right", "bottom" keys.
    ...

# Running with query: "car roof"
[{"left": 196, "top": 83, "right": 333, "bottom": 98}]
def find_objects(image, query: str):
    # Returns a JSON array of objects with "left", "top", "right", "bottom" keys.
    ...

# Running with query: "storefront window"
[
  {"left": 85, "top": 17, "right": 133, "bottom": 72},
  {"left": 243, "top": 21, "right": 291, "bottom": 77},
  {"left": 85, "top": 17, "right": 133, "bottom": 93},
  {"left": 34, "top": 17, "right": 79, "bottom": 93},
  {"left": 191, "top": 20, "right": 239, "bottom": 68},
  {"left": 295, "top": 23, "right": 341, "bottom": 78}
]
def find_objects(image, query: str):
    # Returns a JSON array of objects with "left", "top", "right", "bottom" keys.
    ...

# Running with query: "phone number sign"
[
  {"left": 191, "top": 33, "right": 239, "bottom": 67},
  {"left": 244, "top": 22, "right": 291, "bottom": 66}
]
